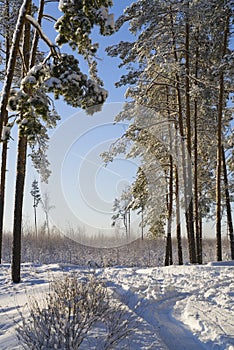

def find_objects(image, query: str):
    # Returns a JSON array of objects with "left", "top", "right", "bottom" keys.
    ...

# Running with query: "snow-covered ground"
[{"left": 0, "top": 261, "right": 233, "bottom": 349}]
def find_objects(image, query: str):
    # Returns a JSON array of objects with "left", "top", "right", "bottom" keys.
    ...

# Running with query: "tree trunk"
[
  {"left": 216, "top": 14, "right": 229, "bottom": 262},
  {"left": 29, "top": 0, "right": 45, "bottom": 68},
  {"left": 34, "top": 205, "right": 38, "bottom": 238},
  {"left": 216, "top": 76, "right": 224, "bottom": 262},
  {"left": 175, "top": 164, "right": 183, "bottom": 265},
  {"left": 0, "top": 141, "right": 8, "bottom": 264},
  {"left": 0, "top": 0, "right": 11, "bottom": 264},
  {"left": 194, "top": 32, "right": 202, "bottom": 264},
  {"left": 128, "top": 209, "right": 131, "bottom": 239},
  {"left": 165, "top": 90, "right": 173, "bottom": 266},
  {"left": 185, "top": 8, "right": 196, "bottom": 263},
  {"left": 222, "top": 145, "right": 234, "bottom": 260},
  {"left": 165, "top": 155, "right": 173, "bottom": 266},
  {"left": 11, "top": 135, "right": 27, "bottom": 283},
  {"left": 11, "top": 1, "right": 31, "bottom": 282},
  {"left": 141, "top": 207, "right": 144, "bottom": 240}
]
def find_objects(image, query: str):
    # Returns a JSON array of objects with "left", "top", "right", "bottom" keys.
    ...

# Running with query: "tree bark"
[
  {"left": 29, "top": 0, "right": 45, "bottom": 68},
  {"left": 222, "top": 145, "right": 234, "bottom": 260},
  {"left": 194, "top": 31, "right": 202, "bottom": 264},
  {"left": 0, "top": 0, "right": 11, "bottom": 264},
  {"left": 11, "top": 1, "right": 31, "bottom": 282},
  {"left": 0, "top": 141, "right": 8, "bottom": 264},
  {"left": 185, "top": 7, "right": 196, "bottom": 263},
  {"left": 174, "top": 120, "right": 183, "bottom": 265},
  {"left": 165, "top": 89, "right": 173, "bottom": 266},
  {"left": 216, "top": 14, "right": 229, "bottom": 262},
  {"left": 11, "top": 135, "right": 27, "bottom": 283},
  {"left": 34, "top": 205, "right": 38, "bottom": 238},
  {"left": 165, "top": 154, "right": 173, "bottom": 266},
  {"left": 175, "top": 164, "right": 183, "bottom": 265}
]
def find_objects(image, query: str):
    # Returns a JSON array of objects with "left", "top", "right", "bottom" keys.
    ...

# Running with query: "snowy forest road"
[
  {"left": 109, "top": 282, "right": 208, "bottom": 350},
  {"left": 152, "top": 295, "right": 208, "bottom": 350}
]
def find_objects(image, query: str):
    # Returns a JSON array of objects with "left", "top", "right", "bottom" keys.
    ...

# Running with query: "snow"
[
  {"left": 0, "top": 261, "right": 233, "bottom": 349},
  {"left": 105, "top": 14, "right": 115, "bottom": 30},
  {"left": 44, "top": 77, "right": 62, "bottom": 89},
  {"left": 98, "top": 6, "right": 108, "bottom": 20}
]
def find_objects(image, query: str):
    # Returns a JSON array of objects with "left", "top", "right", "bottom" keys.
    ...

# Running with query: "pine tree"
[{"left": 30, "top": 179, "right": 41, "bottom": 237}]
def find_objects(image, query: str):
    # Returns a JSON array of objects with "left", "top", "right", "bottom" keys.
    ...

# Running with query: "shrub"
[{"left": 17, "top": 275, "right": 134, "bottom": 349}]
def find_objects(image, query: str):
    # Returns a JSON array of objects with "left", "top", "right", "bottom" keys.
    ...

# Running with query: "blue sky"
[
  {"left": 3, "top": 1, "right": 142, "bottom": 245},
  {"left": 39, "top": 103, "right": 141, "bottom": 241}
]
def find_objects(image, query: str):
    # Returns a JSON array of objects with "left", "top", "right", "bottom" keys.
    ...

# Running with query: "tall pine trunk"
[
  {"left": 185, "top": 7, "right": 196, "bottom": 263},
  {"left": 216, "top": 14, "right": 229, "bottom": 262},
  {"left": 165, "top": 89, "right": 174, "bottom": 266},
  {"left": 11, "top": 135, "right": 27, "bottom": 282},
  {"left": 222, "top": 145, "right": 234, "bottom": 260},
  {"left": 0, "top": 0, "right": 11, "bottom": 264},
  {"left": 165, "top": 155, "right": 173, "bottom": 266},
  {"left": 33, "top": 205, "right": 38, "bottom": 238},
  {"left": 194, "top": 30, "right": 202, "bottom": 264},
  {"left": 174, "top": 123, "right": 183, "bottom": 265},
  {"left": 11, "top": 1, "right": 31, "bottom": 282},
  {"left": 0, "top": 141, "right": 8, "bottom": 264}
]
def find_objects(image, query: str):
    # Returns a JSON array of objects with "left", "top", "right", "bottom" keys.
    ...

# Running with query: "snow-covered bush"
[{"left": 16, "top": 275, "right": 134, "bottom": 349}]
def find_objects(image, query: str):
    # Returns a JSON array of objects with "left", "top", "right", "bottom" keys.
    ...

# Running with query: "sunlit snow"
[{"left": 0, "top": 261, "right": 233, "bottom": 349}]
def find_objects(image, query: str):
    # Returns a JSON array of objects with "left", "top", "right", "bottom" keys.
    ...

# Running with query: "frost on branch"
[
  {"left": 55, "top": 1, "right": 115, "bottom": 83},
  {"left": 7, "top": 54, "right": 108, "bottom": 126},
  {"left": 47, "top": 54, "right": 108, "bottom": 113}
]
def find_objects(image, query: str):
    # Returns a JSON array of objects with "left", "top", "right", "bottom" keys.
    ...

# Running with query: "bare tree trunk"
[
  {"left": 199, "top": 214, "right": 203, "bottom": 261},
  {"left": 34, "top": 205, "right": 38, "bottom": 238},
  {"left": 11, "top": 1, "right": 31, "bottom": 282},
  {"left": 222, "top": 145, "right": 234, "bottom": 260},
  {"left": 174, "top": 121, "right": 183, "bottom": 265},
  {"left": 216, "top": 80, "right": 224, "bottom": 262},
  {"left": 175, "top": 164, "right": 183, "bottom": 265},
  {"left": 216, "top": 14, "right": 229, "bottom": 262},
  {"left": 0, "top": 0, "right": 11, "bottom": 264},
  {"left": 12, "top": 135, "right": 27, "bottom": 283},
  {"left": 194, "top": 31, "right": 202, "bottom": 264},
  {"left": 185, "top": 8, "right": 196, "bottom": 263},
  {"left": 165, "top": 90, "right": 173, "bottom": 266},
  {"left": 0, "top": 141, "right": 8, "bottom": 264},
  {"left": 141, "top": 206, "right": 144, "bottom": 240},
  {"left": 128, "top": 209, "right": 131, "bottom": 239},
  {"left": 29, "top": 0, "right": 44, "bottom": 68},
  {"left": 165, "top": 155, "right": 173, "bottom": 266}
]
